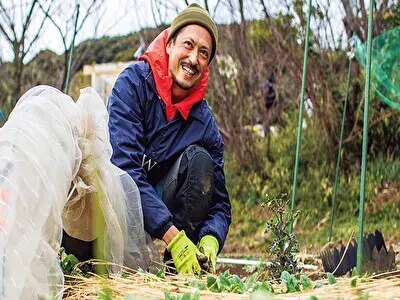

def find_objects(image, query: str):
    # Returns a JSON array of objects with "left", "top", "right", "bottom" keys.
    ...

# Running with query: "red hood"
[{"left": 139, "top": 28, "right": 209, "bottom": 122}]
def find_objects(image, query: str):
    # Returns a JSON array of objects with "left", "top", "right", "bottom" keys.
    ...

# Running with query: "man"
[{"left": 107, "top": 4, "right": 231, "bottom": 275}]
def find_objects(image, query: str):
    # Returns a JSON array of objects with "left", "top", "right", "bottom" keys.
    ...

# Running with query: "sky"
[{"left": 0, "top": 0, "right": 347, "bottom": 62}]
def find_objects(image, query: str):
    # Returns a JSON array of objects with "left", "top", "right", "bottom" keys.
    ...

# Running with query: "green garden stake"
[
  {"left": 328, "top": 51, "right": 354, "bottom": 242},
  {"left": 290, "top": 0, "right": 312, "bottom": 234},
  {"left": 356, "top": 0, "right": 374, "bottom": 273},
  {"left": 0, "top": 110, "right": 6, "bottom": 124}
]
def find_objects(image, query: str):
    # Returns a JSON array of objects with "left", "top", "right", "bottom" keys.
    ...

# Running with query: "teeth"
[{"left": 182, "top": 66, "right": 195, "bottom": 75}]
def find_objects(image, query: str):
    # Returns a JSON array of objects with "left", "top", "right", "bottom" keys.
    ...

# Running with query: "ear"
[{"left": 166, "top": 40, "right": 173, "bottom": 55}]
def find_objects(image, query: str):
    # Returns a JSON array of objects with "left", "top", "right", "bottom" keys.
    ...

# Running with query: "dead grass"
[
  {"left": 61, "top": 261, "right": 400, "bottom": 299},
  {"left": 284, "top": 271, "right": 400, "bottom": 299}
]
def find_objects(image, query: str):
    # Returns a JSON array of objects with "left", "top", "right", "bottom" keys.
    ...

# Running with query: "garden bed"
[{"left": 62, "top": 262, "right": 400, "bottom": 299}]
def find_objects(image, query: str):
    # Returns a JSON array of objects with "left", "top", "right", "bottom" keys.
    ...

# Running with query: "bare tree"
[
  {"left": 38, "top": 0, "right": 104, "bottom": 91},
  {"left": 0, "top": 0, "right": 53, "bottom": 101},
  {"left": 340, "top": 0, "right": 391, "bottom": 42}
]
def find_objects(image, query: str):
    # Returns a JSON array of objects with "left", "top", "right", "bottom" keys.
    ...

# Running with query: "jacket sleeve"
[
  {"left": 199, "top": 116, "right": 231, "bottom": 252},
  {"left": 107, "top": 65, "right": 173, "bottom": 240}
]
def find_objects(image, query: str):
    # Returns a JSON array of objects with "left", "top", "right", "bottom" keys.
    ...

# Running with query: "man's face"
[{"left": 166, "top": 24, "right": 212, "bottom": 91}]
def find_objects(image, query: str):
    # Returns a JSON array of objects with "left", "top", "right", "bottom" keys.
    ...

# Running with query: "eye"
[
  {"left": 183, "top": 40, "right": 193, "bottom": 48},
  {"left": 200, "top": 49, "right": 209, "bottom": 59}
]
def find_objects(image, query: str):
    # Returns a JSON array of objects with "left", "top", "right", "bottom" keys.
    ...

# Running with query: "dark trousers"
[{"left": 160, "top": 145, "right": 215, "bottom": 242}]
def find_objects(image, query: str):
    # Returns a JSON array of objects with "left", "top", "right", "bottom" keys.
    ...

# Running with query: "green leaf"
[
  {"left": 253, "top": 281, "right": 274, "bottom": 294},
  {"left": 61, "top": 254, "right": 79, "bottom": 274},
  {"left": 327, "top": 273, "right": 337, "bottom": 284},
  {"left": 351, "top": 267, "right": 359, "bottom": 277},
  {"left": 96, "top": 287, "right": 114, "bottom": 300},
  {"left": 217, "top": 274, "right": 231, "bottom": 291},
  {"left": 350, "top": 276, "right": 358, "bottom": 287},
  {"left": 181, "top": 293, "right": 193, "bottom": 300},
  {"left": 164, "top": 291, "right": 174, "bottom": 300},
  {"left": 246, "top": 272, "right": 259, "bottom": 291},
  {"left": 230, "top": 275, "right": 246, "bottom": 293},
  {"left": 192, "top": 290, "right": 200, "bottom": 300},
  {"left": 206, "top": 276, "right": 219, "bottom": 292},
  {"left": 300, "top": 275, "right": 313, "bottom": 290},
  {"left": 308, "top": 296, "right": 318, "bottom": 300},
  {"left": 280, "top": 271, "right": 300, "bottom": 293},
  {"left": 156, "top": 269, "right": 165, "bottom": 279},
  {"left": 280, "top": 271, "right": 292, "bottom": 283}
]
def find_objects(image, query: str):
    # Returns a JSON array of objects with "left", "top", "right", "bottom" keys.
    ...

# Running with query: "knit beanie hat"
[{"left": 167, "top": 3, "right": 218, "bottom": 63}]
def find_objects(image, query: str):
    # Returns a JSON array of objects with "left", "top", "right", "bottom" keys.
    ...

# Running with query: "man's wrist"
[{"left": 162, "top": 225, "right": 179, "bottom": 245}]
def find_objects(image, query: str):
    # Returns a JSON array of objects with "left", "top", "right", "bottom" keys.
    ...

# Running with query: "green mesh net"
[{"left": 354, "top": 26, "right": 400, "bottom": 110}]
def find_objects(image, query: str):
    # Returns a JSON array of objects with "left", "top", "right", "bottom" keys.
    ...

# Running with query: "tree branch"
[
  {"left": 259, "top": 0, "right": 270, "bottom": 19},
  {"left": 24, "top": 0, "right": 54, "bottom": 58},
  {"left": 203, "top": 0, "right": 209, "bottom": 13},
  {"left": 38, "top": 0, "right": 67, "bottom": 50},
  {"left": 75, "top": 0, "right": 104, "bottom": 33},
  {"left": 0, "top": 22, "right": 13, "bottom": 44},
  {"left": 20, "top": 0, "right": 38, "bottom": 51},
  {"left": 212, "top": 0, "right": 222, "bottom": 18},
  {"left": 0, "top": 1, "right": 18, "bottom": 41}
]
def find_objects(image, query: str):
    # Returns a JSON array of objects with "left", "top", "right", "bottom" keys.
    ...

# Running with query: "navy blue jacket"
[{"left": 107, "top": 61, "right": 231, "bottom": 249}]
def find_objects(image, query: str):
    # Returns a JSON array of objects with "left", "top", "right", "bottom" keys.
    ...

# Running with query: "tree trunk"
[
  {"left": 11, "top": 54, "right": 23, "bottom": 102},
  {"left": 238, "top": 0, "right": 245, "bottom": 24},
  {"left": 60, "top": 50, "right": 69, "bottom": 91}
]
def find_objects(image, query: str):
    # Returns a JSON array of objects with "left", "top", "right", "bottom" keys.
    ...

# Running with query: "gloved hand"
[
  {"left": 198, "top": 235, "right": 219, "bottom": 273},
  {"left": 167, "top": 230, "right": 204, "bottom": 275}
]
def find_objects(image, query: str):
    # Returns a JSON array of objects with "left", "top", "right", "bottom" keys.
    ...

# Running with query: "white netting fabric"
[{"left": 0, "top": 86, "right": 151, "bottom": 299}]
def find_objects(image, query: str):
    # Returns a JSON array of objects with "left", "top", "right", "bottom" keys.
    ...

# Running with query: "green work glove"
[
  {"left": 198, "top": 235, "right": 219, "bottom": 273},
  {"left": 167, "top": 230, "right": 203, "bottom": 275}
]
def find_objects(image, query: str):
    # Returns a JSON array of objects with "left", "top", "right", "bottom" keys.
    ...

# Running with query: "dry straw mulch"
[
  {"left": 62, "top": 262, "right": 400, "bottom": 300},
  {"left": 284, "top": 271, "right": 400, "bottom": 299}
]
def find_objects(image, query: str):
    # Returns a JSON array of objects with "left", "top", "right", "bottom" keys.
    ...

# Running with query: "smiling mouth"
[{"left": 181, "top": 64, "right": 197, "bottom": 77}]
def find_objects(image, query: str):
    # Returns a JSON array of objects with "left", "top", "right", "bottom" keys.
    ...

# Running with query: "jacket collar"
[
  {"left": 139, "top": 28, "right": 209, "bottom": 122},
  {"left": 145, "top": 69, "right": 205, "bottom": 123}
]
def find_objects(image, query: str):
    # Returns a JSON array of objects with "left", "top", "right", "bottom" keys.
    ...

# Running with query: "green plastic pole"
[
  {"left": 328, "top": 56, "right": 353, "bottom": 242},
  {"left": 356, "top": 0, "right": 374, "bottom": 273},
  {"left": 290, "top": 0, "right": 312, "bottom": 234},
  {"left": 0, "top": 110, "right": 6, "bottom": 123},
  {"left": 64, "top": 4, "right": 80, "bottom": 94}
]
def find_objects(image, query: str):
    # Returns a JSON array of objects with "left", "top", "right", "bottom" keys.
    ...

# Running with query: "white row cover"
[{"left": 0, "top": 86, "right": 151, "bottom": 299}]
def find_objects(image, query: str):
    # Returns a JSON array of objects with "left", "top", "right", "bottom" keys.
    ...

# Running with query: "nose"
[{"left": 188, "top": 50, "right": 199, "bottom": 66}]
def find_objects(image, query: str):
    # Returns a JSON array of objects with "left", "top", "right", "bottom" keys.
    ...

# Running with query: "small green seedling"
[
  {"left": 280, "top": 271, "right": 300, "bottom": 292},
  {"left": 327, "top": 272, "right": 337, "bottom": 284},
  {"left": 263, "top": 193, "right": 299, "bottom": 275},
  {"left": 300, "top": 275, "right": 313, "bottom": 290}
]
